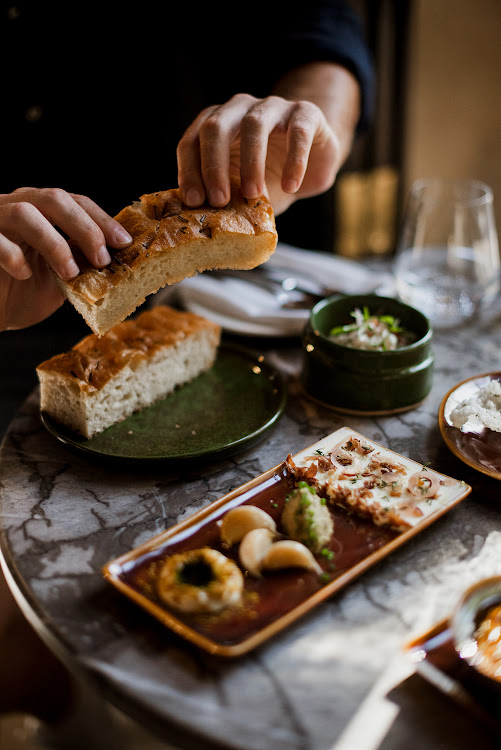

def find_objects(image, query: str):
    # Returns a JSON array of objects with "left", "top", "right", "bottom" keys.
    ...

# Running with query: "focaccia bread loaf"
[
  {"left": 36, "top": 305, "right": 221, "bottom": 439},
  {"left": 56, "top": 185, "right": 277, "bottom": 335}
]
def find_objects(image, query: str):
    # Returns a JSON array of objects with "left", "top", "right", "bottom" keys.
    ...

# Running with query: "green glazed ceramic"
[
  {"left": 301, "top": 294, "right": 433, "bottom": 415},
  {"left": 40, "top": 344, "right": 287, "bottom": 466}
]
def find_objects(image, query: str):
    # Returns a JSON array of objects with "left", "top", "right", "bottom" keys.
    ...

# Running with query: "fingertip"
[
  {"left": 96, "top": 246, "right": 112, "bottom": 267},
  {"left": 60, "top": 258, "right": 80, "bottom": 280},
  {"left": 208, "top": 188, "right": 230, "bottom": 207},
  {"left": 184, "top": 188, "right": 205, "bottom": 207},
  {"left": 282, "top": 177, "right": 300, "bottom": 194},
  {"left": 241, "top": 181, "right": 261, "bottom": 200},
  {"left": 15, "top": 264, "right": 33, "bottom": 281},
  {"left": 112, "top": 227, "right": 133, "bottom": 248}
]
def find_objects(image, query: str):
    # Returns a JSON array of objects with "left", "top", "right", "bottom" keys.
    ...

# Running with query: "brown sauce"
[
  {"left": 453, "top": 425, "right": 501, "bottom": 473},
  {"left": 119, "top": 465, "right": 398, "bottom": 646}
]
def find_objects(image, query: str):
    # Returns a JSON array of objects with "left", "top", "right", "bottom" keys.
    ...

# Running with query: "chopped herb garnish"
[{"left": 329, "top": 307, "right": 416, "bottom": 351}]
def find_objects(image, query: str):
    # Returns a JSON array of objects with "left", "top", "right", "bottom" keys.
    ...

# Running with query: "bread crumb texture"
[{"left": 37, "top": 305, "right": 221, "bottom": 438}]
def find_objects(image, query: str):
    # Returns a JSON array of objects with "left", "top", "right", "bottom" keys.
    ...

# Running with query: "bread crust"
[
  {"left": 36, "top": 306, "right": 221, "bottom": 393},
  {"left": 36, "top": 305, "right": 222, "bottom": 438},
  {"left": 55, "top": 185, "right": 277, "bottom": 334}
]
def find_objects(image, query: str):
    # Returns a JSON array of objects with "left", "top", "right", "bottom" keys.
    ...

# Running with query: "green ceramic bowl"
[{"left": 301, "top": 294, "right": 433, "bottom": 415}]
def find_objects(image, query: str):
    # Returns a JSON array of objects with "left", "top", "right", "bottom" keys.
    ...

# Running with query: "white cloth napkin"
[
  {"left": 155, "top": 243, "right": 391, "bottom": 337},
  {"left": 263, "top": 243, "right": 389, "bottom": 294}
]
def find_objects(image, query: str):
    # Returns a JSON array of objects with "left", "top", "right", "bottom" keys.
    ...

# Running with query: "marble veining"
[{"left": 2, "top": 318, "right": 501, "bottom": 749}]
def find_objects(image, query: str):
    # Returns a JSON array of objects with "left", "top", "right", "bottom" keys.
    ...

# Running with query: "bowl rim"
[
  {"left": 451, "top": 575, "right": 501, "bottom": 668},
  {"left": 306, "top": 293, "right": 433, "bottom": 356}
]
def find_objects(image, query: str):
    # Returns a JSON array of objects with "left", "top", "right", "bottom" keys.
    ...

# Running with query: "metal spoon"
[{"left": 259, "top": 265, "right": 338, "bottom": 298}]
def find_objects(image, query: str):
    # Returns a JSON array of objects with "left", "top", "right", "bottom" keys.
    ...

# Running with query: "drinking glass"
[{"left": 393, "top": 178, "right": 500, "bottom": 328}]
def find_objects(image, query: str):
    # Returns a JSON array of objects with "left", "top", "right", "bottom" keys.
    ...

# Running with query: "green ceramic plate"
[{"left": 40, "top": 344, "right": 287, "bottom": 465}]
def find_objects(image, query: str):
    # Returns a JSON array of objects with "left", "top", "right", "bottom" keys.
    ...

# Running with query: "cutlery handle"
[{"left": 207, "top": 269, "right": 325, "bottom": 309}]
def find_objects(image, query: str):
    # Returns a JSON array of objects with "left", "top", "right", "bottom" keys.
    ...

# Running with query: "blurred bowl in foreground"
[{"left": 452, "top": 575, "right": 501, "bottom": 696}]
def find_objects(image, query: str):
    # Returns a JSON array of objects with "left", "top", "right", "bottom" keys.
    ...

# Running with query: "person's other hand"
[
  {"left": 177, "top": 93, "right": 341, "bottom": 216},
  {"left": 0, "top": 188, "right": 132, "bottom": 330}
]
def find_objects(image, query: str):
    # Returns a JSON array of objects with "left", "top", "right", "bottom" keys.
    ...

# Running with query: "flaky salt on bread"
[
  {"left": 56, "top": 185, "right": 277, "bottom": 336},
  {"left": 36, "top": 305, "right": 221, "bottom": 439}
]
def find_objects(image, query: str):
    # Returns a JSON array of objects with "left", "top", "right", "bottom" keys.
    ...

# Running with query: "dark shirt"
[
  {"left": 0, "top": 0, "right": 374, "bottom": 436},
  {"left": 2, "top": 1, "right": 374, "bottom": 215}
]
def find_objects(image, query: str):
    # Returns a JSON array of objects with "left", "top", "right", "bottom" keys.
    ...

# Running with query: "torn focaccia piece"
[
  {"left": 286, "top": 427, "right": 465, "bottom": 532},
  {"left": 55, "top": 184, "right": 278, "bottom": 336}
]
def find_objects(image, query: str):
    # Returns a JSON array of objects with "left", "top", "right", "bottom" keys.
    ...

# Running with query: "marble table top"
[{"left": 2, "top": 314, "right": 501, "bottom": 750}]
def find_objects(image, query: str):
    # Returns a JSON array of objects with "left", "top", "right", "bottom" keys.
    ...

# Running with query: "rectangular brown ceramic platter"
[{"left": 103, "top": 427, "right": 471, "bottom": 657}]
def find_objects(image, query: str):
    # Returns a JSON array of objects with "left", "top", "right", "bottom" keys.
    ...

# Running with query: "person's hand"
[
  {"left": 177, "top": 62, "right": 361, "bottom": 216},
  {"left": 0, "top": 188, "right": 132, "bottom": 330},
  {"left": 177, "top": 93, "right": 341, "bottom": 216}
]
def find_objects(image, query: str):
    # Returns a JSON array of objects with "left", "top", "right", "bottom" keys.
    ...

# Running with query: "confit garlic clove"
[
  {"left": 262, "top": 539, "right": 322, "bottom": 575},
  {"left": 238, "top": 528, "right": 275, "bottom": 578},
  {"left": 220, "top": 505, "right": 276, "bottom": 546}
]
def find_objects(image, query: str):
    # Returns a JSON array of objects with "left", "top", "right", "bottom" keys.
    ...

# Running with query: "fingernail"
[
  {"left": 185, "top": 188, "right": 203, "bottom": 206},
  {"left": 97, "top": 246, "right": 112, "bottom": 266},
  {"left": 244, "top": 182, "right": 260, "bottom": 199},
  {"left": 63, "top": 258, "right": 80, "bottom": 279},
  {"left": 283, "top": 179, "right": 299, "bottom": 193},
  {"left": 114, "top": 228, "right": 133, "bottom": 246},
  {"left": 209, "top": 188, "right": 227, "bottom": 206},
  {"left": 18, "top": 264, "right": 33, "bottom": 280}
]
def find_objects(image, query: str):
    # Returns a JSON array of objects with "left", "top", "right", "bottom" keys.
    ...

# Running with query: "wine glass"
[{"left": 393, "top": 178, "right": 500, "bottom": 328}]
